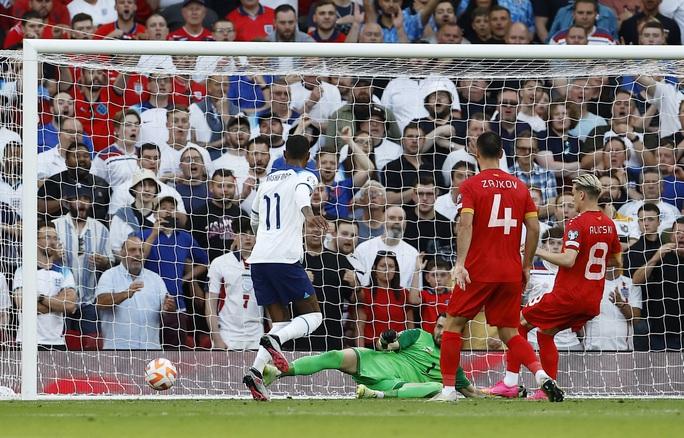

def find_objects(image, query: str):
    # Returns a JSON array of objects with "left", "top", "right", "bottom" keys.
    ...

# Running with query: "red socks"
[
  {"left": 536, "top": 332, "right": 559, "bottom": 380},
  {"left": 506, "top": 326, "right": 531, "bottom": 373},
  {"left": 506, "top": 334, "right": 543, "bottom": 375},
  {"left": 440, "top": 331, "right": 463, "bottom": 387}
]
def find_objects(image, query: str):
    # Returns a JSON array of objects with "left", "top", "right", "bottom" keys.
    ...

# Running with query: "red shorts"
[
  {"left": 521, "top": 291, "right": 598, "bottom": 332},
  {"left": 446, "top": 281, "right": 522, "bottom": 327}
]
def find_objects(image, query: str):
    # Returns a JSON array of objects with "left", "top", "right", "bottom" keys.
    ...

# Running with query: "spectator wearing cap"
[
  {"left": 91, "top": 109, "right": 142, "bottom": 187},
  {"left": 325, "top": 78, "right": 401, "bottom": 151},
  {"left": 549, "top": 0, "right": 615, "bottom": 45},
  {"left": 38, "top": 141, "right": 111, "bottom": 223},
  {"left": 107, "top": 143, "right": 188, "bottom": 223},
  {"left": 381, "top": 74, "right": 460, "bottom": 132},
  {"left": 67, "top": 1, "right": 117, "bottom": 28},
  {"left": 620, "top": 1, "right": 681, "bottom": 45},
  {"left": 96, "top": 235, "right": 175, "bottom": 350},
  {"left": 435, "top": 160, "right": 475, "bottom": 221},
  {"left": 168, "top": 0, "right": 213, "bottom": 41},
  {"left": 363, "top": 0, "right": 442, "bottom": 43},
  {"left": 139, "top": 195, "right": 208, "bottom": 348},
  {"left": 189, "top": 75, "right": 236, "bottom": 149},
  {"left": 267, "top": 4, "right": 315, "bottom": 42},
  {"left": 94, "top": 0, "right": 146, "bottom": 40},
  {"left": 110, "top": 168, "right": 160, "bottom": 255},
  {"left": 227, "top": 0, "right": 275, "bottom": 41},
  {"left": 309, "top": 0, "right": 347, "bottom": 42},
  {"left": 189, "top": 168, "right": 243, "bottom": 262},
  {"left": 353, "top": 104, "right": 402, "bottom": 171},
  {"left": 53, "top": 184, "right": 113, "bottom": 349}
]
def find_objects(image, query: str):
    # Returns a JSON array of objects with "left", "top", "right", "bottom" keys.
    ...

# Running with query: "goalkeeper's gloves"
[{"left": 377, "top": 329, "right": 400, "bottom": 351}]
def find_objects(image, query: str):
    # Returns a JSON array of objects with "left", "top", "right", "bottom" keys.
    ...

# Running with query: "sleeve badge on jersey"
[{"left": 567, "top": 230, "right": 579, "bottom": 241}]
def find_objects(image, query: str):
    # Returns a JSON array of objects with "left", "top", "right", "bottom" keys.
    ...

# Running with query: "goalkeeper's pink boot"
[
  {"left": 487, "top": 380, "right": 522, "bottom": 398},
  {"left": 528, "top": 389, "right": 548, "bottom": 400}
]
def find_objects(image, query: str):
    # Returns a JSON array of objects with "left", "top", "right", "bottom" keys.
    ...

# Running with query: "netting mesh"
[{"left": 1, "top": 49, "right": 683, "bottom": 398}]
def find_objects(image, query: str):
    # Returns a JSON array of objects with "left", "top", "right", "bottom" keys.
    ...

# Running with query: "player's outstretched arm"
[{"left": 536, "top": 247, "right": 579, "bottom": 268}]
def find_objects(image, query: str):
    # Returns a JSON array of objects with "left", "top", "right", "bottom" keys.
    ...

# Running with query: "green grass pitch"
[{"left": 0, "top": 399, "right": 682, "bottom": 437}]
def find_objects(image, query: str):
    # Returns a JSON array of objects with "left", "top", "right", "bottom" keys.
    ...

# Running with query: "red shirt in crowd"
[
  {"left": 419, "top": 288, "right": 450, "bottom": 334},
  {"left": 360, "top": 287, "right": 412, "bottom": 345},
  {"left": 72, "top": 81, "right": 124, "bottom": 152},
  {"left": 227, "top": 5, "right": 274, "bottom": 41},
  {"left": 94, "top": 22, "right": 146, "bottom": 39},
  {"left": 167, "top": 26, "right": 213, "bottom": 41}
]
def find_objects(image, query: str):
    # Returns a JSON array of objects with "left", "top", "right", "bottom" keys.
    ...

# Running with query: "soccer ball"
[{"left": 145, "top": 358, "right": 178, "bottom": 391}]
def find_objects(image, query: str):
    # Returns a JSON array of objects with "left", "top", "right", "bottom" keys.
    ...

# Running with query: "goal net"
[{"left": 4, "top": 41, "right": 684, "bottom": 399}]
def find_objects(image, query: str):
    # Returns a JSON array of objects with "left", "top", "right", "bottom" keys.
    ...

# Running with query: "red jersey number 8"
[{"left": 584, "top": 242, "right": 608, "bottom": 280}]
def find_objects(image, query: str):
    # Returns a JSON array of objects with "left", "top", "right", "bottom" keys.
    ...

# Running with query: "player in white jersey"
[
  {"left": 243, "top": 135, "right": 329, "bottom": 401},
  {"left": 207, "top": 217, "right": 264, "bottom": 350}
]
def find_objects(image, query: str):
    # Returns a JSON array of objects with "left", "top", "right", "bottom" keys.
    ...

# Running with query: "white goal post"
[{"left": 16, "top": 41, "right": 684, "bottom": 400}]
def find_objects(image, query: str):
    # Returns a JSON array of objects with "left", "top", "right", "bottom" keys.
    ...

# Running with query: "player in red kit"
[
  {"left": 432, "top": 132, "right": 561, "bottom": 402},
  {"left": 493, "top": 174, "right": 622, "bottom": 400}
]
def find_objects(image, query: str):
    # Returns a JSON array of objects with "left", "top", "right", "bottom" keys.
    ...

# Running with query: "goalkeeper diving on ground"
[{"left": 257, "top": 314, "right": 517, "bottom": 400}]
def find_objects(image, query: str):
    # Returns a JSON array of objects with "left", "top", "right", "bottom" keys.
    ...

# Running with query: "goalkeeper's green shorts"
[{"left": 350, "top": 348, "right": 471, "bottom": 391}]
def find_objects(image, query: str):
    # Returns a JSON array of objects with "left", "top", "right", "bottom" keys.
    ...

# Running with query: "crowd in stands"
[{"left": 0, "top": 0, "right": 683, "bottom": 352}]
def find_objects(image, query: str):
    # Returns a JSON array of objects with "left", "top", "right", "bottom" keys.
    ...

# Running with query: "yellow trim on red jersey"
[
  {"left": 524, "top": 212, "right": 538, "bottom": 219},
  {"left": 461, "top": 208, "right": 474, "bottom": 214}
]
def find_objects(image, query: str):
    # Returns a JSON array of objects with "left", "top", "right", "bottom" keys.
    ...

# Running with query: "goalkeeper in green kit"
[{"left": 262, "top": 314, "right": 485, "bottom": 399}]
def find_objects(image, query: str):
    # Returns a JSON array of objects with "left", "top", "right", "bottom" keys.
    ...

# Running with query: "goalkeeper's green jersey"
[{"left": 354, "top": 329, "right": 442, "bottom": 384}]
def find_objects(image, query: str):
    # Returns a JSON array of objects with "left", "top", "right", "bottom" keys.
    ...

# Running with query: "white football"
[{"left": 145, "top": 358, "right": 178, "bottom": 391}]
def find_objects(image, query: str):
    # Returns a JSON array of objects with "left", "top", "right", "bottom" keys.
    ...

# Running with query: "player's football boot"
[
  {"left": 528, "top": 389, "right": 548, "bottom": 400},
  {"left": 356, "top": 384, "right": 381, "bottom": 399},
  {"left": 260, "top": 334, "right": 290, "bottom": 373},
  {"left": 486, "top": 381, "right": 526, "bottom": 399},
  {"left": 243, "top": 367, "right": 270, "bottom": 401},
  {"left": 540, "top": 378, "right": 565, "bottom": 402},
  {"left": 428, "top": 389, "right": 459, "bottom": 402},
  {"left": 262, "top": 363, "right": 282, "bottom": 387}
]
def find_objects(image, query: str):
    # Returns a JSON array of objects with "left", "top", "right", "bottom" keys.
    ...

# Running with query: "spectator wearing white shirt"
[
  {"left": 157, "top": 106, "right": 201, "bottom": 181},
  {"left": 660, "top": 0, "right": 684, "bottom": 44},
  {"left": 37, "top": 117, "right": 88, "bottom": 180},
  {"left": 67, "top": 0, "right": 117, "bottom": 27},
  {"left": 352, "top": 205, "right": 419, "bottom": 289},
  {"left": 189, "top": 74, "right": 236, "bottom": 147},
  {"left": 91, "top": 109, "right": 141, "bottom": 187},
  {"left": 636, "top": 74, "right": 684, "bottom": 138},
  {"left": 290, "top": 75, "right": 343, "bottom": 125},
  {"left": 435, "top": 160, "right": 476, "bottom": 221},
  {"left": 211, "top": 114, "right": 251, "bottom": 177},
  {"left": 206, "top": 217, "right": 264, "bottom": 350},
  {"left": 584, "top": 268, "right": 642, "bottom": 351},
  {"left": 517, "top": 79, "right": 546, "bottom": 133},
  {"left": 136, "top": 72, "right": 175, "bottom": 146},
  {"left": 618, "top": 167, "right": 682, "bottom": 233},
  {"left": 0, "top": 141, "right": 22, "bottom": 218},
  {"left": 381, "top": 75, "right": 461, "bottom": 131},
  {"left": 14, "top": 223, "right": 78, "bottom": 349},
  {"left": 96, "top": 235, "right": 175, "bottom": 350}
]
